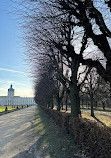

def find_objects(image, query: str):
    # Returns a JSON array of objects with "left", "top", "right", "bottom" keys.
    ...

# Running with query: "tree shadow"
[
  {"left": 0, "top": 107, "right": 36, "bottom": 158},
  {"left": 12, "top": 107, "right": 89, "bottom": 158},
  {"left": 92, "top": 116, "right": 106, "bottom": 126},
  {"left": 32, "top": 107, "right": 89, "bottom": 158},
  {"left": 12, "top": 141, "right": 38, "bottom": 158}
]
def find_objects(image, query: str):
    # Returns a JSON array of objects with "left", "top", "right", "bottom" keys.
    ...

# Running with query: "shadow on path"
[
  {"left": 12, "top": 142, "right": 38, "bottom": 158},
  {"left": 11, "top": 107, "right": 89, "bottom": 158},
  {"left": 31, "top": 107, "right": 89, "bottom": 158},
  {"left": 0, "top": 106, "right": 37, "bottom": 158}
]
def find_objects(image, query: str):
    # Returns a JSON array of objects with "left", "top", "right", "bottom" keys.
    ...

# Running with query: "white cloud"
[
  {"left": 6, "top": 80, "right": 27, "bottom": 87},
  {"left": 0, "top": 80, "right": 26, "bottom": 88},
  {"left": 0, "top": 67, "right": 28, "bottom": 75},
  {"left": 0, "top": 88, "right": 7, "bottom": 96},
  {"left": 0, "top": 66, "right": 34, "bottom": 97},
  {"left": 15, "top": 88, "right": 34, "bottom": 97}
]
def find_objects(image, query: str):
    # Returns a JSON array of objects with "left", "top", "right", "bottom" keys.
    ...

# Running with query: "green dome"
[{"left": 8, "top": 84, "right": 14, "bottom": 92}]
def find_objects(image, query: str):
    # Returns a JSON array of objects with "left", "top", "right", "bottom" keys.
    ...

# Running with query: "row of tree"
[
  {"left": 22, "top": 0, "right": 111, "bottom": 117},
  {"left": 80, "top": 68, "right": 111, "bottom": 116}
]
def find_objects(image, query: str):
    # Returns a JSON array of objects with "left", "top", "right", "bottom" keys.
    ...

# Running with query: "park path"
[{"left": 0, "top": 106, "right": 38, "bottom": 158}]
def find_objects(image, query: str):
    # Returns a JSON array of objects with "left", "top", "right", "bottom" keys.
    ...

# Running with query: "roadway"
[{"left": 0, "top": 106, "right": 38, "bottom": 158}]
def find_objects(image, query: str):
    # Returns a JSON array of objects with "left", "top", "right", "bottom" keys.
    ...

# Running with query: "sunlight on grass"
[
  {"left": 60, "top": 108, "right": 111, "bottom": 127},
  {"left": 0, "top": 105, "right": 20, "bottom": 112},
  {"left": 82, "top": 112, "right": 111, "bottom": 127},
  {"left": 0, "top": 106, "right": 15, "bottom": 112}
]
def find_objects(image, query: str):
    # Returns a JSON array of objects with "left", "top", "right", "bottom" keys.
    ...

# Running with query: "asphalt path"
[{"left": 0, "top": 106, "right": 38, "bottom": 158}]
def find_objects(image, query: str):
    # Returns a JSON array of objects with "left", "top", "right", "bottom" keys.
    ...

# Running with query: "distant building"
[{"left": 0, "top": 84, "right": 36, "bottom": 106}]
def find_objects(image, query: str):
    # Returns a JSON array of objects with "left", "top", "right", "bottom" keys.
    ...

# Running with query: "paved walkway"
[{"left": 0, "top": 106, "right": 38, "bottom": 158}]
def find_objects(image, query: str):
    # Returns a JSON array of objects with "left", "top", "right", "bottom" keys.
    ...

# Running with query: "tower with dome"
[
  {"left": 8, "top": 84, "right": 14, "bottom": 97},
  {"left": 0, "top": 84, "right": 36, "bottom": 106}
]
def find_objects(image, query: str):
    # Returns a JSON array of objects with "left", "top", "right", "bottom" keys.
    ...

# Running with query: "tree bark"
[
  {"left": 70, "top": 83, "right": 80, "bottom": 117},
  {"left": 102, "top": 101, "right": 105, "bottom": 111},
  {"left": 50, "top": 99, "right": 54, "bottom": 109},
  {"left": 56, "top": 92, "right": 61, "bottom": 111},
  {"left": 90, "top": 93, "right": 94, "bottom": 116},
  {"left": 70, "top": 60, "right": 80, "bottom": 117},
  {"left": 65, "top": 94, "right": 68, "bottom": 111}
]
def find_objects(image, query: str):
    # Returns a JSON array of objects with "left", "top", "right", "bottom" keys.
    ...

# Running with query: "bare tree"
[
  {"left": 54, "top": 0, "right": 111, "bottom": 83},
  {"left": 19, "top": 0, "right": 111, "bottom": 117},
  {"left": 95, "top": 76, "right": 111, "bottom": 110},
  {"left": 34, "top": 58, "right": 56, "bottom": 108},
  {"left": 80, "top": 68, "right": 99, "bottom": 116}
]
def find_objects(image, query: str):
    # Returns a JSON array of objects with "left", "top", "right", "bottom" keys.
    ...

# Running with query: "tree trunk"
[
  {"left": 82, "top": 98, "right": 84, "bottom": 108},
  {"left": 56, "top": 93, "right": 61, "bottom": 111},
  {"left": 95, "top": 100, "right": 98, "bottom": 109},
  {"left": 50, "top": 99, "right": 54, "bottom": 109},
  {"left": 90, "top": 94, "right": 94, "bottom": 116},
  {"left": 51, "top": 104, "right": 54, "bottom": 109},
  {"left": 65, "top": 95, "right": 68, "bottom": 111},
  {"left": 70, "top": 60, "right": 80, "bottom": 117},
  {"left": 70, "top": 84, "right": 80, "bottom": 117},
  {"left": 102, "top": 101, "right": 105, "bottom": 111},
  {"left": 110, "top": 83, "right": 111, "bottom": 107},
  {"left": 61, "top": 102, "right": 63, "bottom": 110}
]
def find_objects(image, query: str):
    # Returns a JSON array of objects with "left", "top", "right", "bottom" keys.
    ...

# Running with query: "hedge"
[{"left": 40, "top": 106, "right": 111, "bottom": 158}]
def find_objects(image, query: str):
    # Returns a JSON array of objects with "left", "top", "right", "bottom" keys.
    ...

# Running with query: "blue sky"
[{"left": 0, "top": 0, "right": 34, "bottom": 97}]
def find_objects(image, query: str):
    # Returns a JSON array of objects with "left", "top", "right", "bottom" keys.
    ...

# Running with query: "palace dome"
[{"left": 8, "top": 84, "right": 14, "bottom": 92}]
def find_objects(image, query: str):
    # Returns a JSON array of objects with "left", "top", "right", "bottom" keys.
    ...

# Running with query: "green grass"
[
  {"left": 0, "top": 105, "right": 25, "bottom": 112},
  {"left": 34, "top": 107, "right": 89, "bottom": 158},
  {"left": 0, "top": 106, "right": 13, "bottom": 112},
  {"left": 61, "top": 106, "right": 111, "bottom": 127},
  {"left": 82, "top": 111, "right": 111, "bottom": 127}
]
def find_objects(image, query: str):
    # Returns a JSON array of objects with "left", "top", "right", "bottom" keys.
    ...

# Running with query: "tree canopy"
[{"left": 21, "top": 0, "right": 111, "bottom": 117}]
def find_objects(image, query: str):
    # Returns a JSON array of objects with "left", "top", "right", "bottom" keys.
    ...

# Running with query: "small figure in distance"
[{"left": 5, "top": 106, "right": 8, "bottom": 111}]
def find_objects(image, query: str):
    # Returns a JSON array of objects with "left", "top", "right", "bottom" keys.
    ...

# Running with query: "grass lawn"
[
  {"left": 34, "top": 107, "right": 89, "bottom": 158},
  {"left": 0, "top": 106, "right": 14, "bottom": 112},
  {"left": 0, "top": 105, "right": 25, "bottom": 112},
  {"left": 60, "top": 108, "right": 111, "bottom": 127},
  {"left": 80, "top": 106, "right": 111, "bottom": 111},
  {"left": 82, "top": 111, "right": 111, "bottom": 127}
]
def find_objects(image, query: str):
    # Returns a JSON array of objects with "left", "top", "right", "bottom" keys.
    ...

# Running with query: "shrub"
[{"left": 40, "top": 106, "right": 111, "bottom": 158}]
